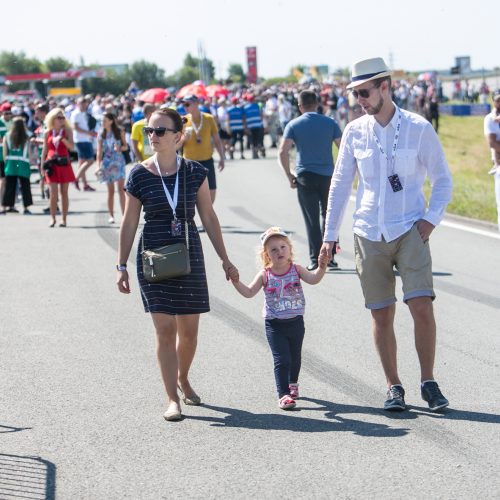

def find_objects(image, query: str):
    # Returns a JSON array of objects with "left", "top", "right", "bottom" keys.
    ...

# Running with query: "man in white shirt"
[
  {"left": 320, "top": 57, "right": 453, "bottom": 413},
  {"left": 483, "top": 89, "right": 500, "bottom": 231},
  {"left": 71, "top": 97, "right": 97, "bottom": 191}
]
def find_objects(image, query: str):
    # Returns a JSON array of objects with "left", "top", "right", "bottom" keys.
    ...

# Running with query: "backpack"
[{"left": 87, "top": 113, "right": 97, "bottom": 131}]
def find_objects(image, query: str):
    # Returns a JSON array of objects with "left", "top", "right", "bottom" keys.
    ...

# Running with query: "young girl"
[
  {"left": 232, "top": 226, "right": 327, "bottom": 410},
  {"left": 95, "top": 112, "right": 127, "bottom": 224}
]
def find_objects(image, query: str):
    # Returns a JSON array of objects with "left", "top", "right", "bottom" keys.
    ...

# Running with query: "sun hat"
[
  {"left": 260, "top": 226, "right": 288, "bottom": 245},
  {"left": 346, "top": 57, "right": 392, "bottom": 90},
  {"left": 181, "top": 94, "right": 199, "bottom": 103}
]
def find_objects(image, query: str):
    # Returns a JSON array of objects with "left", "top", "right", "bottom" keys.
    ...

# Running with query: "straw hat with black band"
[{"left": 346, "top": 57, "right": 392, "bottom": 90}]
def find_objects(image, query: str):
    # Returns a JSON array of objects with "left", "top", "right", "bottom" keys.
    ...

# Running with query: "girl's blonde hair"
[
  {"left": 44, "top": 107, "right": 72, "bottom": 134},
  {"left": 259, "top": 234, "right": 295, "bottom": 268}
]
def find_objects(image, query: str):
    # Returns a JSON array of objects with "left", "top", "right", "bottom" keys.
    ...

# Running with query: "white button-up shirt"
[{"left": 324, "top": 105, "right": 453, "bottom": 243}]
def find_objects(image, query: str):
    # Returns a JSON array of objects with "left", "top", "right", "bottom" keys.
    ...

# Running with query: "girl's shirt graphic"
[{"left": 263, "top": 264, "right": 305, "bottom": 320}]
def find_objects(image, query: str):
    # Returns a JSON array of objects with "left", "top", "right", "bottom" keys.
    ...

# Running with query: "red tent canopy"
[
  {"left": 206, "top": 84, "right": 229, "bottom": 98},
  {"left": 176, "top": 83, "right": 207, "bottom": 99},
  {"left": 138, "top": 88, "right": 170, "bottom": 103}
]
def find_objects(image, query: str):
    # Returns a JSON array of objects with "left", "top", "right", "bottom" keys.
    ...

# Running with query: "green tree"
[
  {"left": 184, "top": 53, "right": 198, "bottom": 69},
  {"left": 166, "top": 66, "right": 199, "bottom": 89},
  {"left": 228, "top": 63, "right": 245, "bottom": 83},
  {"left": 44, "top": 57, "right": 73, "bottom": 72},
  {"left": 0, "top": 51, "right": 43, "bottom": 75},
  {"left": 175, "top": 52, "right": 215, "bottom": 84},
  {"left": 81, "top": 69, "right": 130, "bottom": 96},
  {"left": 128, "top": 60, "right": 167, "bottom": 89}
]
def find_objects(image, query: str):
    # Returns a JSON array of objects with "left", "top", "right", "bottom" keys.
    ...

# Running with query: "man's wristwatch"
[{"left": 116, "top": 264, "right": 127, "bottom": 271}]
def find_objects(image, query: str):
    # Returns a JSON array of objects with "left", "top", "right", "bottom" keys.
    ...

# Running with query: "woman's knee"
[
  {"left": 152, "top": 314, "right": 177, "bottom": 344},
  {"left": 155, "top": 327, "right": 177, "bottom": 346}
]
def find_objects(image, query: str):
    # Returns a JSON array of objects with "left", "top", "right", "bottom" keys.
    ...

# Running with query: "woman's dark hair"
[
  {"left": 151, "top": 107, "right": 187, "bottom": 132},
  {"left": 102, "top": 112, "right": 122, "bottom": 142},
  {"left": 9, "top": 117, "right": 28, "bottom": 149}
]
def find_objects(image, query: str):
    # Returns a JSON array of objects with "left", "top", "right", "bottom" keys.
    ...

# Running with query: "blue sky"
[{"left": 4, "top": 0, "right": 496, "bottom": 79}]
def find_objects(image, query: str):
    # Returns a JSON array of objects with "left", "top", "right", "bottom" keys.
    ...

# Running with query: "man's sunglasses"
[
  {"left": 183, "top": 102, "right": 191, "bottom": 107},
  {"left": 143, "top": 126, "right": 177, "bottom": 137},
  {"left": 351, "top": 85, "right": 378, "bottom": 99}
]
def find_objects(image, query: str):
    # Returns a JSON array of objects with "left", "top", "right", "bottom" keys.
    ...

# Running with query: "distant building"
[{"left": 99, "top": 64, "right": 128, "bottom": 75}]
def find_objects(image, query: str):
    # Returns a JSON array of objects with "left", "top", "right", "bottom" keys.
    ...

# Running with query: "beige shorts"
[{"left": 354, "top": 225, "right": 435, "bottom": 309}]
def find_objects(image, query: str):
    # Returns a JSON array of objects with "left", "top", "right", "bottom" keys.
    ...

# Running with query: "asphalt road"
[{"left": 1, "top": 150, "right": 499, "bottom": 499}]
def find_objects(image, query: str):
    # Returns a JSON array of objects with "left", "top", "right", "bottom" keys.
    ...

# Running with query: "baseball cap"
[
  {"left": 182, "top": 94, "right": 198, "bottom": 103},
  {"left": 231, "top": 96, "right": 238, "bottom": 104},
  {"left": 493, "top": 90, "right": 500, "bottom": 101},
  {"left": 260, "top": 226, "right": 288, "bottom": 245},
  {"left": 0, "top": 102, "right": 12, "bottom": 112}
]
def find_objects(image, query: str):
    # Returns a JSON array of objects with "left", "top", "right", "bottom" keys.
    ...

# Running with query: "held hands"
[
  {"left": 222, "top": 260, "right": 239, "bottom": 282},
  {"left": 116, "top": 270, "right": 131, "bottom": 294},
  {"left": 320, "top": 241, "right": 335, "bottom": 264},
  {"left": 318, "top": 251, "right": 329, "bottom": 270}
]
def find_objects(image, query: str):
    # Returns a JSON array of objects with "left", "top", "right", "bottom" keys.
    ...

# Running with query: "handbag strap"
[{"left": 141, "top": 157, "right": 189, "bottom": 253}]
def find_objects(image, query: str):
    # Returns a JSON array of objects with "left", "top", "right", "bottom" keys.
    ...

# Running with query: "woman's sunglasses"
[
  {"left": 143, "top": 126, "right": 177, "bottom": 137},
  {"left": 351, "top": 85, "right": 378, "bottom": 99}
]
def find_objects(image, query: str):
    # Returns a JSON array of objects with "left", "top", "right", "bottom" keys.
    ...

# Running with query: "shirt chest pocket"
[
  {"left": 354, "top": 148, "right": 376, "bottom": 179},
  {"left": 396, "top": 149, "right": 418, "bottom": 177}
]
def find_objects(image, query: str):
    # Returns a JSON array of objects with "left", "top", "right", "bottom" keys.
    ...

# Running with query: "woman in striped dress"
[{"left": 117, "top": 108, "right": 238, "bottom": 421}]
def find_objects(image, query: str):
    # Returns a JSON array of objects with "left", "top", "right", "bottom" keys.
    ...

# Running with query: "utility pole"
[{"left": 197, "top": 41, "right": 209, "bottom": 84}]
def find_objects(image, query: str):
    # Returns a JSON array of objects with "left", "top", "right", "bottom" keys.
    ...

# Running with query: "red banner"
[{"left": 246, "top": 47, "right": 257, "bottom": 84}]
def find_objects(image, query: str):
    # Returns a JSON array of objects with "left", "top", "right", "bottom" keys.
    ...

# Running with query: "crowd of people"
[{"left": 0, "top": 74, "right": 447, "bottom": 221}]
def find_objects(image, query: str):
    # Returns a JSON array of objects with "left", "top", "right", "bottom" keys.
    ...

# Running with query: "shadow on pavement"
[
  {"left": 0, "top": 424, "right": 32, "bottom": 433},
  {"left": 406, "top": 405, "right": 500, "bottom": 424},
  {"left": 0, "top": 453, "right": 56, "bottom": 500},
  {"left": 186, "top": 400, "right": 409, "bottom": 437}
]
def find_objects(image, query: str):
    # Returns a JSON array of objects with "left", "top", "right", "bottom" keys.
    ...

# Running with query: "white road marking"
[
  {"left": 347, "top": 195, "right": 500, "bottom": 240},
  {"left": 441, "top": 220, "right": 500, "bottom": 240}
]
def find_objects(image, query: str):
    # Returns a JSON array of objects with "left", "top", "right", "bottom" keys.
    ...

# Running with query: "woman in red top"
[{"left": 41, "top": 107, "right": 75, "bottom": 227}]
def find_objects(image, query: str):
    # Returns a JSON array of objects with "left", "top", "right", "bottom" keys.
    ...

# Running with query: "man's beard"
[{"left": 365, "top": 95, "right": 384, "bottom": 115}]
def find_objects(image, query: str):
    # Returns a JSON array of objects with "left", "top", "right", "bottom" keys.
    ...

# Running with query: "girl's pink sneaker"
[
  {"left": 279, "top": 395, "right": 296, "bottom": 410},
  {"left": 289, "top": 383, "right": 299, "bottom": 399}
]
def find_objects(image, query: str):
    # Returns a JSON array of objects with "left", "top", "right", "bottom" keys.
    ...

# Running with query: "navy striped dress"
[{"left": 125, "top": 159, "right": 210, "bottom": 315}]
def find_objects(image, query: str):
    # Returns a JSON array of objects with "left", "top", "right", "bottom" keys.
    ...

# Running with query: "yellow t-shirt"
[
  {"left": 183, "top": 113, "right": 218, "bottom": 161},
  {"left": 131, "top": 118, "right": 153, "bottom": 160}
]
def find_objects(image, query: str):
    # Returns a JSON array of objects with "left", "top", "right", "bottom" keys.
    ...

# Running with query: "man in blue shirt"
[{"left": 279, "top": 90, "right": 342, "bottom": 270}]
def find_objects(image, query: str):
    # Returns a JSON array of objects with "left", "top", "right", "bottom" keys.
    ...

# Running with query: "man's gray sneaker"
[
  {"left": 421, "top": 381, "right": 449, "bottom": 411},
  {"left": 384, "top": 385, "right": 406, "bottom": 411}
]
